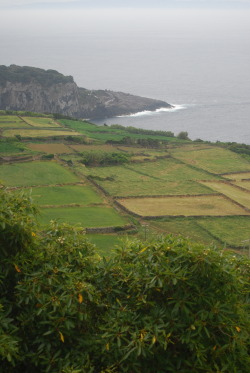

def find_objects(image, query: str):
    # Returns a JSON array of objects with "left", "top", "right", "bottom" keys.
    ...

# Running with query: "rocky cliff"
[{"left": 0, "top": 65, "right": 173, "bottom": 118}]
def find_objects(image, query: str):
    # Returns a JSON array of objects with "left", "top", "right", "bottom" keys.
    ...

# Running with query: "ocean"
[{"left": 1, "top": 8, "right": 250, "bottom": 144}]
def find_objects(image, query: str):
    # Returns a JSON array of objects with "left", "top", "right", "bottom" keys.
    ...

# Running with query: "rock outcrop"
[{"left": 0, "top": 65, "right": 173, "bottom": 118}]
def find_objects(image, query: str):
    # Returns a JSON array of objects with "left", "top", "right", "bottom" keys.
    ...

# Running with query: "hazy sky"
[{"left": 1, "top": 0, "right": 250, "bottom": 9}]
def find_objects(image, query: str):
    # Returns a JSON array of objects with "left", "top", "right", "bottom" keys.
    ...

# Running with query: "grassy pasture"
[
  {"left": 127, "top": 158, "right": 222, "bottom": 181},
  {"left": 59, "top": 119, "right": 180, "bottom": 143},
  {"left": 0, "top": 161, "right": 79, "bottom": 186},
  {"left": 0, "top": 140, "right": 29, "bottom": 154},
  {"left": 0, "top": 115, "right": 25, "bottom": 123},
  {"left": 21, "top": 117, "right": 61, "bottom": 127},
  {"left": 233, "top": 181, "right": 250, "bottom": 191},
  {"left": 2, "top": 129, "right": 81, "bottom": 138},
  {"left": 224, "top": 172, "right": 250, "bottom": 181},
  {"left": 39, "top": 206, "right": 128, "bottom": 227},
  {"left": 27, "top": 143, "right": 73, "bottom": 154},
  {"left": 170, "top": 146, "right": 250, "bottom": 174},
  {"left": 0, "top": 121, "right": 31, "bottom": 128},
  {"left": 86, "top": 234, "right": 123, "bottom": 257},
  {"left": 200, "top": 181, "right": 250, "bottom": 209},
  {"left": 30, "top": 185, "right": 103, "bottom": 206},
  {"left": 197, "top": 216, "right": 250, "bottom": 248},
  {"left": 80, "top": 162, "right": 217, "bottom": 196},
  {"left": 148, "top": 218, "right": 221, "bottom": 246},
  {"left": 118, "top": 195, "right": 248, "bottom": 217}
]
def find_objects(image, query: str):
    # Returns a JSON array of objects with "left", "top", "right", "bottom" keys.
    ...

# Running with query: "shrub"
[{"left": 0, "top": 188, "right": 249, "bottom": 372}]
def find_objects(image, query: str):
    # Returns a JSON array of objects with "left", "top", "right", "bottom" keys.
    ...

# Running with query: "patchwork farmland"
[{"left": 0, "top": 112, "right": 249, "bottom": 253}]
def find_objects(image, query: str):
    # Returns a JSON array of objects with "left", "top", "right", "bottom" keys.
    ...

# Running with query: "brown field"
[
  {"left": 2, "top": 129, "right": 81, "bottom": 138},
  {"left": 118, "top": 195, "right": 248, "bottom": 217},
  {"left": 117, "top": 146, "right": 167, "bottom": 155},
  {"left": 200, "top": 181, "right": 250, "bottom": 209},
  {"left": 223, "top": 172, "right": 250, "bottom": 181},
  {"left": 69, "top": 144, "right": 117, "bottom": 152},
  {"left": 27, "top": 143, "right": 74, "bottom": 154},
  {"left": 233, "top": 181, "right": 250, "bottom": 191}
]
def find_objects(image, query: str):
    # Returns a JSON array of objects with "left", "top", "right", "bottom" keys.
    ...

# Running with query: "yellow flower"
[
  {"left": 78, "top": 293, "right": 83, "bottom": 304},
  {"left": 59, "top": 331, "right": 64, "bottom": 343},
  {"left": 14, "top": 264, "right": 21, "bottom": 273}
]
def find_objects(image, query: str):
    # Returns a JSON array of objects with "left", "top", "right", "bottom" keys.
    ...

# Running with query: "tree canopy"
[{"left": 0, "top": 188, "right": 249, "bottom": 372}]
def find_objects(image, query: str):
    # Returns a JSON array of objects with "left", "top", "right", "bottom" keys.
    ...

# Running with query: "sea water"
[{"left": 1, "top": 8, "right": 250, "bottom": 143}]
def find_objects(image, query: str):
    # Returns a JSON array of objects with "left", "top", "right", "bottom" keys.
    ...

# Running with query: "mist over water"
[{"left": 1, "top": 8, "right": 250, "bottom": 143}]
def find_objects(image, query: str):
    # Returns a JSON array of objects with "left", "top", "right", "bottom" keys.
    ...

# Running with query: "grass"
[
  {"left": 0, "top": 122, "right": 31, "bottom": 128},
  {"left": 233, "top": 181, "right": 250, "bottom": 191},
  {"left": 148, "top": 218, "right": 221, "bottom": 247},
  {"left": 170, "top": 145, "right": 250, "bottom": 174},
  {"left": 0, "top": 115, "right": 25, "bottom": 123},
  {"left": 69, "top": 144, "right": 117, "bottom": 152},
  {"left": 30, "top": 185, "right": 104, "bottom": 206},
  {"left": 59, "top": 119, "right": 181, "bottom": 143},
  {"left": 2, "top": 129, "right": 81, "bottom": 138},
  {"left": 126, "top": 158, "right": 222, "bottom": 181},
  {"left": 86, "top": 234, "right": 124, "bottom": 257},
  {"left": 200, "top": 181, "right": 250, "bottom": 209},
  {"left": 0, "top": 140, "right": 29, "bottom": 154},
  {"left": 197, "top": 216, "right": 250, "bottom": 248},
  {"left": 78, "top": 161, "right": 217, "bottom": 196},
  {"left": 118, "top": 195, "right": 248, "bottom": 217},
  {"left": 39, "top": 206, "right": 128, "bottom": 227},
  {"left": 224, "top": 172, "right": 250, "bottom": 181},
  {"left": 0, "top": 161, "right": 79, "bottom": 186},
  {"left": 21, "top": 117, "right": 61, "bottom": 127},
  {"left": 27, "top": 143, "right": 74, "bottom": 154}
]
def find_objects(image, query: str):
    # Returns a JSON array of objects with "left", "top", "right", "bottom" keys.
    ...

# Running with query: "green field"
[
  {"left": 0, "top": 140, "right": 29, "bottom": 154},
  {"left": 148, "top": 218, "right": 221, "bottom": 247},
  {"left": 30, "top": 185, "right": 104, "bottom": 206},
  {"left": 86, "top": 234, "right": 124, "bottom": 256},
  {"left": 0, "top": 161, "right": 79, "bottom": 186},
  {"left": 1, "top": 111, "right": 250, "bottom": 255},
  {"left": 126, "top": 158, "right": 222, "bottom": 181},
  {"left": 197, "top": 216, "right": 250, "bottom": 248},
  {"left": 0, "top": 115, "right": 25, "bottom": 123},
  {"left": 78, "top": 159, "right": 221, "bottom": 196},
  {"left": 59, "top": 119, "right": 180, "bottom": 143},
  {"left": 39, "top": 206, "right": 128, "bottom": 227},
  {"left": 2, "top": 129, "right": 81, "bottom": 138},
  {"left": 21, "top": 116, "right": 61, "bottom": 127},
  {"left": 171, "top": 145, "right": 250, "bottom": 174},
  {"left": 0, "top": 121, "right": 31, "bottom": 128}
]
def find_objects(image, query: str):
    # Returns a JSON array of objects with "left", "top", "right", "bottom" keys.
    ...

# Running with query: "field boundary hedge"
[
  {"left": 115, "top": 193, "right": 221, "bottom": 199},
  {"left": 85, "top": 224, "right": 134, "bottom": 234}
]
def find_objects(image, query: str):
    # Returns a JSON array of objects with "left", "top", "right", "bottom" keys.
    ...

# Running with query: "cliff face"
[
  {"left": 0, "top": 65, "right": 173, "bottom": 118},
  {"left": 0, "top": 80, "right": 81, "bottom": 118}
]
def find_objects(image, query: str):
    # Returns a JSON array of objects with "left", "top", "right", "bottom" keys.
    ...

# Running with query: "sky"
[{"left": 1, "top": 0, "right": 250, "bottom": 9}]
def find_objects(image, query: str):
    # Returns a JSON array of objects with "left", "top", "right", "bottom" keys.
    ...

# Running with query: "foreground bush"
[{"left": 0, "top": 188, "right": 249, "bottom": 372}]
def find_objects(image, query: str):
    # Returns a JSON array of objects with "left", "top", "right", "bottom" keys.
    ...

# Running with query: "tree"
[
  {"left": 0, "top": 188, "right": 249, "bottom": 372},
  {"left": 177, "top": 131, "right": 189, "bottom": 140}
]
